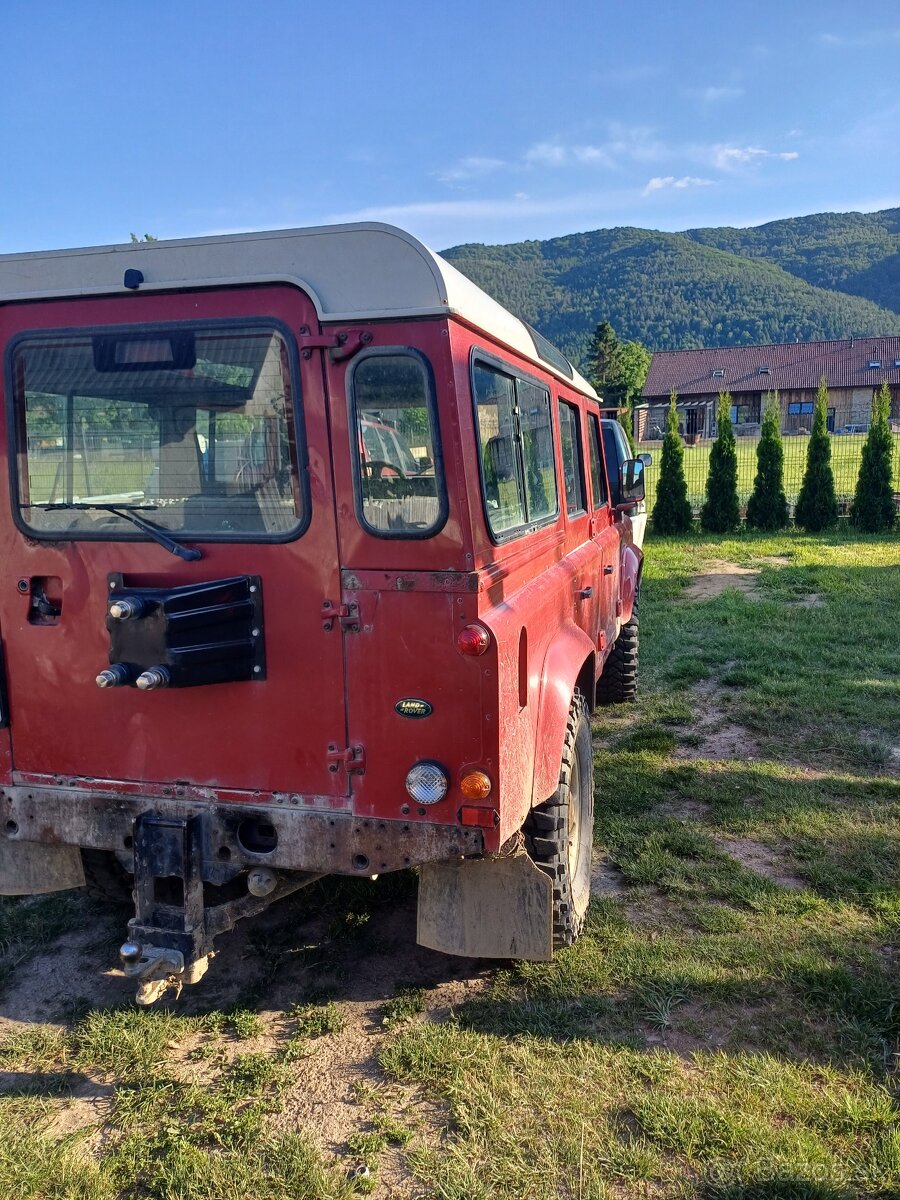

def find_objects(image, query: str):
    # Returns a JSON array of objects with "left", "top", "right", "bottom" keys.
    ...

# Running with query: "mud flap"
[
  {"left": 0, "top": 840, "right": 85, "bottom": 895},
  {"left": 416, "top": 851, "right": 553, "bottom": 961}
]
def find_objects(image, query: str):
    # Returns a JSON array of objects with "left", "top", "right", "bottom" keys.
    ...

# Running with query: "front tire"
[
  {"left": 524, "top": 692, "right": 594, "bottom": 948},
  {"left": 597, "top": 589, "right": 639, "bottom": 705}
]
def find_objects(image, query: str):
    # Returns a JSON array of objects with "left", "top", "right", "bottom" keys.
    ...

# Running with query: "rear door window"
[
  {"left": 350, "top": 351, "right": 446, "bottom": 538},
  {"left": 473, "top": 359, "right": 558, "bottom": 539}
]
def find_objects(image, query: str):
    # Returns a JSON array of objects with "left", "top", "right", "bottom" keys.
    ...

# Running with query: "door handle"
[
  {"left": 578, "top": 587, "right": 593, "bottom": 599},
  {"left": 603, "top": 565, "right": 614, "bottom": 575}
]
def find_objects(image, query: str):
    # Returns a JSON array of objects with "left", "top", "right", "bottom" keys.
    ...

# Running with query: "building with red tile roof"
[{"left": 636, "top": 337, "right": 900, "bottom": 441}]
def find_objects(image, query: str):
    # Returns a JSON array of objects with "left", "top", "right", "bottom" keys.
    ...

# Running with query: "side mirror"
[{"left": 616, "top": 458, "right": 645, "bottom": 513}]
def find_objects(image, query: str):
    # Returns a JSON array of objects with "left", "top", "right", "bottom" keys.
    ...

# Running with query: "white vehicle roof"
[{"left": 0, "top": 222, "right": 597, "bottom": 397}]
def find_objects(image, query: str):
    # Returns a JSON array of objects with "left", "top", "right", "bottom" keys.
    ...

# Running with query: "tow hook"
[{"left": 119, "top": 940, "right": 212, "bottom": 1006}]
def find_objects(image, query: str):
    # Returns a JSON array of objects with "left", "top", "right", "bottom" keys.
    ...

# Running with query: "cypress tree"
[
  {"left": 795, "top": 377, "right": 838, "bottom": 531},
  {"left": 700, "top": 392, "right": 740, "bottom": 532},
  {"left": 652, "top": 391, "right": 693, "bottom": 534},
  {"left": 851, "top": 380, "right": 896, "bottom": 532},
  {"left": 745, "top": 392, "right": 789, "bottom": 530}
]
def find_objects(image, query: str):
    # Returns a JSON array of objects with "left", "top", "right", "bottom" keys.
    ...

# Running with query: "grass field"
[
  {"left": 0, "top": 530, "right": 897, "bottom": 1198},
  {"left": 638, "top": 432, "right": 900, "bottom": 513}
]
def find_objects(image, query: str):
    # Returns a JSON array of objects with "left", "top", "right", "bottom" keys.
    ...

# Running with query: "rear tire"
[
  {"left": 597, "top": 589, "right": 639, "bottom": 705},
  {"left": 524, "top": 692, "right": 594, "bottom": 948},
  {"left": 80, "top": 849, "right": 133, "bottom": 905}
]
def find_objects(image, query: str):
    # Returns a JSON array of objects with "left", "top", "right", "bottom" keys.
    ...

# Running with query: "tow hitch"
[{"left": 119, "top": 812, "right": 319, "bottom": 1004}]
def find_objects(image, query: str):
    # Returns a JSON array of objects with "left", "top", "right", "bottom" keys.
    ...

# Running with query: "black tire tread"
[
  {"left": 523, "top": 691, "right": 593, "bottom": 948},
  {"left": 597, "top": 590, "right": 640, "bottom": 705},
  {"left": 80, "top": 849, "right": 133, "bottom": 905}
]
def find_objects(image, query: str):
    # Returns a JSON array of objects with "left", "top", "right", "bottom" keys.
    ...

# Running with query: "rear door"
[{"left": 0, "top": 285, "right": 350, "bottom": 798}]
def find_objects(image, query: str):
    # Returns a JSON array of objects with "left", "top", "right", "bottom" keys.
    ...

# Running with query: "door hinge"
[
  {"left": 321, "top": 600, "right": 360, "bottom": 632},
  {"left": 615, "top": 597, "right": 623, "bottom": 616},
  {"left": 326, "top": 744, "right": 366, "bottom": 775},
  {"left": 298, "top": 327, "right": 372, "bottom": 362}
]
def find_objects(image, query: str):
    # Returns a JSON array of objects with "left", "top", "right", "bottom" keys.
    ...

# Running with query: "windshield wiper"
[{"left": 27, "top": 503, "right": 202, "bottom": 562}]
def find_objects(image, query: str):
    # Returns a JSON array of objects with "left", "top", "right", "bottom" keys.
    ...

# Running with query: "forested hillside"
[
  {"left": 442, "top": 209, "right": 900, "bottom": 368},
  {"left": 686, "top": 208, "right": 900, "bottom": 314}
]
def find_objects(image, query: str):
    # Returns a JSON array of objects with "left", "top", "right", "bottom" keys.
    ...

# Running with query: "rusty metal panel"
[{"left": 0, "top": 785, "right": 483, "bottom": 879}]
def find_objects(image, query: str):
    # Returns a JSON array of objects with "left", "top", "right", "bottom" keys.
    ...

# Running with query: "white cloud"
[
  {"left": 643, "top": 176, "right": 715, "bottom": 196},
  {"left": 523, "top": 126, "right": 665, "bottom": 171},
  {"left": 818, "top": 29, "right": 900, "bottom": 47},
  {"left": 713, "top": 145, "right": 799, "bottom": 169},
  {"left": 435, "top": 156, "right": 507, "bottom": 183},
  {"left": 688, "top": 85, "right": 744, "bottom": 103},
  {"left": 523, "top": 141, "right": 570, "bottom": 167}
]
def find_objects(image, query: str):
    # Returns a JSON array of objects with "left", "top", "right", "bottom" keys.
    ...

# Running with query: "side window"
[
  {"left": 518, "top": 379, "right": 557, "bottom": 523},
  {"left": 473, "top": 361, "right": 558, "bottom": 538},
  {"left": 587, "top": 413, "right": 609, "bottom": 509},
  {"left": 351, "top": 352, "right": 446, "bottom": 538},
  {"left": 558, "top": 400, "right": 586, "bottom": 515}
]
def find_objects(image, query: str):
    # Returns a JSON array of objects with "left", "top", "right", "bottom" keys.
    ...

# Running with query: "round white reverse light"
[{"left": 405, "top": 761, "right": 449, "bottom": 805}]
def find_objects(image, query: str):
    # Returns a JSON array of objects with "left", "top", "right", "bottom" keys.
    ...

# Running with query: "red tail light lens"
[
  {"left": 457, "top": 624, "right": 491, "bottom": 656},
  {"left": 459, "top": 805, "right": 500, "bottom": 829}
]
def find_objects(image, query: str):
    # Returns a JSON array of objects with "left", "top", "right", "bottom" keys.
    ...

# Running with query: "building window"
[{"left": 788, "top": 402, "right": 815, "bottom": 415}]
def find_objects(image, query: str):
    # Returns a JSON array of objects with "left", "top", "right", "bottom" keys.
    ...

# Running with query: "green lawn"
[
  {"left": 0, "top": 530, "right": 897, "bottom": 1198},
  {"left": 638, "top": 432, "right": 900, "bottom": 512}
]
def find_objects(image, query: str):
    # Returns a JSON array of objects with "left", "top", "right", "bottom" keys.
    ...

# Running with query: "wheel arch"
[
  {"left": 531, "top": 622, "right": 596, "bottom": 808},
  {"left": 619, "top": 542, "right": 643, "bottom": 625}
]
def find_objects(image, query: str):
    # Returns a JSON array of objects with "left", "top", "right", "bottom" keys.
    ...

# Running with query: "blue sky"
[{"left": 3, "top": 0, "right": 899, "bottom": 254}]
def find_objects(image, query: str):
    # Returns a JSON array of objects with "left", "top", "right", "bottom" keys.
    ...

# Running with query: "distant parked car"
[{"left": 841, "top": 424, "right": 870, "bottom": 435}]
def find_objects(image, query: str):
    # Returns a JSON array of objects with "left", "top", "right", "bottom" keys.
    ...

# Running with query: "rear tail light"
[
  {"left": 457, "top": 623, "right": 491, "bottom": 656},
  {"left": 405, "top": 761, "right": 449, "bottom": 805},
  {"left": 460, "top": 770, "right": 492, "bottom": 800},
  {"left": 459, "top": 806, "right": 500, "bottom": 829}
]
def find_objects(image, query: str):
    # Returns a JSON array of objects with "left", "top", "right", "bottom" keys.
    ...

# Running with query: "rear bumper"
[{"left": 0, "top": 785, "right": 484, "bottom": 882}]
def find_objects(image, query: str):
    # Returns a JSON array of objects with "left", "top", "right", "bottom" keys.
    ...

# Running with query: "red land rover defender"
[{"left": 0, "top": 224, "right": 645, "bottom": 1002}]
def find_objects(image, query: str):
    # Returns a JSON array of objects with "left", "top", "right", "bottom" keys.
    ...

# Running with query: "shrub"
[
  {"left": 745, "top": 392, "right": 789, "bottom": 531},
  {"left": 651, "top": 391, "right": 693, "bottom": 534},
  {"left": 700, "top": 392, "right": 740, "bottom": 533},
  {"left": 851, "top": 381, "right": 896, "bottom": 532},
  {"left": 795, "top": 377, "right": 838, "bottom": 531}
]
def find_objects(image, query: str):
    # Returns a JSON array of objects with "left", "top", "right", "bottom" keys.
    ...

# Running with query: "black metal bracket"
[
  {"left": 130, "top": 813, "right": 205, "bottom": 962},
  {"left": 103, "top": 573, "right": 265, "bottom": 688}
]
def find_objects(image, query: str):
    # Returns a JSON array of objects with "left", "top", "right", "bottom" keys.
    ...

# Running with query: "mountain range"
[{"left": 441, "top": 208, "right": 900, "bottom": 370}]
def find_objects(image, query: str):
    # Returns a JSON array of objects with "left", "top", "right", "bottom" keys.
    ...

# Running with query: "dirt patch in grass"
[
  {"left": 793, "top": 592, "right": 825, "bottom": 608},
  {"left": 591, "top": 850, "right": 629, "bottom": 896},
  {"left": 682, "top": 560, "right": 762, "bottom": 601},
  {"left": 675, "top": 679, "right": 762, "bottom": 762},
  {"left": 715, "top": 837, "right": 805, "bottom": 890}
]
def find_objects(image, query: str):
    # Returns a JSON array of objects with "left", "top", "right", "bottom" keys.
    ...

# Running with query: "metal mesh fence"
[{"left": 637, "top": 430, "right": 900, "bottom": 517}]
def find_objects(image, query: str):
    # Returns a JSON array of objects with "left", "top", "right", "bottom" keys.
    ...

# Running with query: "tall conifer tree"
[
  {"left": 652, "top": 391, "right": 693, "bottom": 534},
  {"left": 745, "top": 392, "right": 788, "bottom": 530},
  {"left": 700, "top": 392, "right": 740, "bottom": 532},
  {"left": 851, "top": 380, "right": 896, "bottom": 531},
  {"left": 795, "top": 377, "right": 838, "bottom": 531}
]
